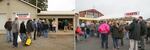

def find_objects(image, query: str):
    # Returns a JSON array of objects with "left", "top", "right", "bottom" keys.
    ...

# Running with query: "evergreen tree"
[{"left": 24, "top": 0, "right": 48, "bottom": 11}]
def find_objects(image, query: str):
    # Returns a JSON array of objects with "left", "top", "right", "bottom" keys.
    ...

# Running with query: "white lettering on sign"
[{"left": 15, "top": 12, "right": 30, "bottom": 19}]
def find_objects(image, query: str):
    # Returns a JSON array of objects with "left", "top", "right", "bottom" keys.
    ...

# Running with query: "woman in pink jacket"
[{"left": 98, "top": 21, "right": 110, "bottom": 49}]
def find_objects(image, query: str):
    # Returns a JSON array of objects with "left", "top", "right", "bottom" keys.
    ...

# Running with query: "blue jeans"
[
  {"left": 13, "top": 32, "right": 18, "bottom": 47},
  {"left": 125, "top": 32, "right": 129, "bottom": 39},
  {"left": 86, "top": 29, "right": 91, "bottom": 37},
  {"left": 20, "top": 33, "right": 26, "bottom": 44},
  {"left": 6, "top": 30, "right": 13, "bottom": 42},
  {"left": 100, "top": 34, "right": 108, "bottom": 48},
  {"left": 112, "top": 37, "right": 119, "bottom": 48},
  {"left": 43, "top": 30, "right": 48, "bottom": 38}
]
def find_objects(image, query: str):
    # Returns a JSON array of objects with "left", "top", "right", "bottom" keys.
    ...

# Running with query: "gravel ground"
[{"left": 0, "top": 34, "right": 74, "bottom": 50}]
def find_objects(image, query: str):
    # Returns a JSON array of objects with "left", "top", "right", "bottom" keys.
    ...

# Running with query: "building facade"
[
  {"left": 37, "top": 11, "right": 75, "bottom": 32},
  {"left": 0, "top": 0, "right": 40, "bottom": 31}
]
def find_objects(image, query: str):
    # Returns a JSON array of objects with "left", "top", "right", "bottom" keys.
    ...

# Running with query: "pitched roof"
[
  {"left": 19, "top": 0, "right": 41, "bottom": 10},
  {"left": 79, "top": 9, "right": 104, "bottom": 16}
]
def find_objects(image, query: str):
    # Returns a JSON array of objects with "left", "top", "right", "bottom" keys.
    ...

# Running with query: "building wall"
[
  {"left": 0, "top": 0, "right": 37, "bottom": 32},
  {"left": 10, "top": 0, "right": 37, "bottom": 19},
  {"left": 0, "top": 0, "right": 11, "bottom": 31},
  {"left": 0, "top": 0, "right": 8, "bottom": 13}
]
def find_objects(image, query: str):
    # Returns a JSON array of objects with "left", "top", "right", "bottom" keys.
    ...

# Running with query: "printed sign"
[{"left": 16, "top": 12, "right": 30, "bottom": 20}]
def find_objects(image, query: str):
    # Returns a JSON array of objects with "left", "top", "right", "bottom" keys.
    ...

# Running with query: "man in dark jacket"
[
  {"left": 129, "top": 18, "right": 141, "bottom": 50},
  {"left": 37, "top": 20, "right": 42, "bottom": 37},
  {"left": 146, "top": 23, "right": 150, "bottom": 42},
  {"left": 4, "top": 18, "right": 12, "bottom": 42},
  {"left": 20, "top": 21, "right": 26, "bottom": 45},
  {"left": 32, "top": 19, "right": 38, "bottom": 40},
  {"left": 26, "top": 19, "right": 34, "bottom": 38},
  {"left": 138, "top": 16, "right": 147, "bottom": 50},
  {"left": 43, "top": 21, "right": 49, "bottom": 38}
]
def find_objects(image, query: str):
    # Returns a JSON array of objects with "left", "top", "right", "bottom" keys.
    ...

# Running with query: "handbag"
[
  {"left": 25, "top": 38, "right": 32, "bottom": 46},
  {"left": 17, "top": 35, "right": 22, "bottom": 43}
]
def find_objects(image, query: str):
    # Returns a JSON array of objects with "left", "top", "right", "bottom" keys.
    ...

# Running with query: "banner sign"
[
  {"left": 125, "top": 11, "right": 140, "bottom": 17},
  {"left": 15, "top": 12, "right": 30, "bottom": 20}
]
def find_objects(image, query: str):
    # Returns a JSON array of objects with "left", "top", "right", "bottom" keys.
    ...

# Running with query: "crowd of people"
[
  {"left": 4, "top": 17, "right": 53, "bottom": 48},
  {"left": 76, "top": 16, "right": 150, "bottom": 50}
]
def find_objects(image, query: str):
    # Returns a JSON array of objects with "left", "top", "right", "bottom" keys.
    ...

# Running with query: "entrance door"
[{"left": 58, "top": 18, "right": 73, "bottom": 30}]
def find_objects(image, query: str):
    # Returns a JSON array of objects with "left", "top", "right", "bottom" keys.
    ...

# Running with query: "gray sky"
[
  {"left": 48, "top": 0, "right": 75, "bottom": 11},
  {"left": 76, "top": 0, "right": 150, "bottom": 19}
]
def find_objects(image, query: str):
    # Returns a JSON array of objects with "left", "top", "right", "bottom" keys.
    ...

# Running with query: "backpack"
[{"left": 75, "top": 27, "right": 81, "bottom": 33}]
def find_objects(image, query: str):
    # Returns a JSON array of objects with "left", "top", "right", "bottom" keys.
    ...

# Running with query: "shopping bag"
[
  {"left": 17, "top": 35, "right": 22, "bottom": 43},
  {"left": 25, "top": 38, "right": 32, "bottom": 46}
]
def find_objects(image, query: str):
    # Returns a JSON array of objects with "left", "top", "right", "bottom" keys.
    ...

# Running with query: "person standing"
[
  {"left": 52, "top": 20, "right": 56, "bottom": 32},
  {"left": 98, "top": 21, "right": 110, "bottom": 49},
  {"left": 33, "top": 19, "right": 38, "bottom": 40},
  {"left": 63, "top": 19, "right": 68, "bottom": 32},
  {"left": 19, "top": 21, "right": 26, "bottom": 45},
  {"left": 124, "top": 23, "right": 130, "bottom": 39},
  {"left": 95, "top": 22, "right": 100, "bottom": 38},
  {"left": 90, "top": 21, "right": 96, "bottom": 37},
  {"left": 110, "top": 21, "right": 120, "bottom": 50},
  {"left": 129, "top": 18, "right": 141, "bottom": 50},
  {"left": 37, "top": 20, "right": 42, "bottom": 37},
  {"left": 80, "top": 21, "right": 86, "bottom": 32},
  {"left": 118, "top": 23, "right": 124, "bottom": 46},
  {"left": 43, "top": 21, "right": 49, "bottom": 38},
  {"left": 138, "top": 16, "right": 147, "bottom": 50},
  {"left": 26, "top": 19, "right": 34, "bottom": 39},
  {"left": 146, "top": 23, "right": 150, "bottom": 42},
  {"left": 85, "top": 21, "right": 91, "bottom": 38},
  {"left": 12, "top": 18, "right": 19, "bottom": 48},
  {"left": 4, "top": 18, "right": 13, "bottom": 42}
]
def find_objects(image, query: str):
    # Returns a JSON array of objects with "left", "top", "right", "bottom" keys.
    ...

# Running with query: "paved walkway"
[{"left": 76, "top": 36, "right": 150, "bottom": 50}]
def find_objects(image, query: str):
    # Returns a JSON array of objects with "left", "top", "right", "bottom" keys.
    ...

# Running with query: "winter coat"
[
  {"left": 110, "top": 25, "right": 120, "bottom": 38},
  {"left": 118, "top": 25, "right": 124, "bottom": 39},
  {"left": 147, "top": 27, "right": 150, "bottom": 37},
  {"left": 20, "top": 22, "right": 26, "bottom": 33},
  {"left": 43, "top": 23, "right": 49, "bottom": 30},
  {"left": 129, "top": 19, "right": 141, "bottom": 40},
  {"left": 37, "top": 22, "right": 42, "bottom": 32},
  {"left": 26, "top": 21, "right": 34, "bottom": 33},
  {"left": 4, "top": 21, "right": 12, "bottom": 31},
  {"left": 12, "top": 20, "right": 19, "bottom": 33},
  {"left": 139, "top": 20, "right": 147, "bottom": 36},
  {"left": 98, "top": 23, "right": 110, "bottom": 34}
]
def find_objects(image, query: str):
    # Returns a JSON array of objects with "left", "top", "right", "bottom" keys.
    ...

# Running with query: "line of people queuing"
[
  {"left": 4, "top": 17, "right": 52, "bottom": 48},
  {"left": 76, "top": 16, "right": 150, "bottom": 50}
]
